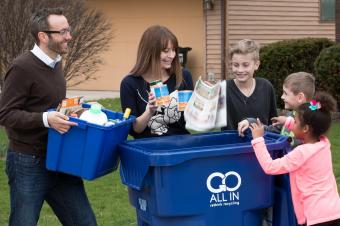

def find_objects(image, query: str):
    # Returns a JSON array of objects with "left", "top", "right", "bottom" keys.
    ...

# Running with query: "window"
[{"left": 320, "top": 0, "right": 335, "bottom": 21}]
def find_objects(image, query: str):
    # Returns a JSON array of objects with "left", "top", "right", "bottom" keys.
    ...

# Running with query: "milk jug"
[{"left": 79, "top": 104, "right": 108, "bottom": 125}]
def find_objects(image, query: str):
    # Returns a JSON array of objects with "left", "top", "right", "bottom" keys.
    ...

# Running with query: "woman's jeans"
[{"left": 5, "top": 150, "right": 98, "bottom": 226}]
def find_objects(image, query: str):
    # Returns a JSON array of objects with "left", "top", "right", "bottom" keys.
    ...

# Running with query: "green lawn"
[
  {"left": 0, "top": 128, "right": 8, "bottom": 158},
  {"left": 0, "top": 161, "right": 137, "bottom": 226},
  {"left": 329, "top": 121, "right": 340, "bottom": 185},
  {"left": 0, "top": 98, "right": 339, "bottom": 225}
]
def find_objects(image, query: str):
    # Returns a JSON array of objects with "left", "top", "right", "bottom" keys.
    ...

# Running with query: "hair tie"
[{"left": 309, "top": 100, "right": 321, "bottom": 111}]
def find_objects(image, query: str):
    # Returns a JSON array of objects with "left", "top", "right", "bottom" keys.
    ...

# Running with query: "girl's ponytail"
[{"left": 297, "top": 91, "right": 337, "bottom": 138}]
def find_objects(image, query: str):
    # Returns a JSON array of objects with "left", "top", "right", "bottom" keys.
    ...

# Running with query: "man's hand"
[
  {"left": 250, "top": 118, "right": 264, "bottom": 139},
  {"left": 47, "top": 111, "right": 77, "bottom": 134}
]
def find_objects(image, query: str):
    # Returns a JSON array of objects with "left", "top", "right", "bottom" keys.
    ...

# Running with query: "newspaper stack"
[{"left": 184, "top": 78, "right": 227, "bottom": 131}]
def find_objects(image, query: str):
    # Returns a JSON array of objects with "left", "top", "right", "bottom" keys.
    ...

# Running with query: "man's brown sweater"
[{"left": 0, "top": 51, "right": 66, "bottom": 156}]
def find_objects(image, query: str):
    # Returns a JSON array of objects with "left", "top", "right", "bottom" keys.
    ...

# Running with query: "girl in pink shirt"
[{"left": 250, "top": 91, "right": 340, "bottom": 226}]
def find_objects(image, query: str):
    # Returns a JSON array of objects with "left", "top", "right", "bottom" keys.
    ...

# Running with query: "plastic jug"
[{"left": 79, "top": 104, "right": 108, "bottom": 125}]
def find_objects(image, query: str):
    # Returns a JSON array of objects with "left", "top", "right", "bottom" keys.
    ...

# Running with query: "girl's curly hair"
[{"left": 297, "top": 91, "right": 337, "bottom": 138}]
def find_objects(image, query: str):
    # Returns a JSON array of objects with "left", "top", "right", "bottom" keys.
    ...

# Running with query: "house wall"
[
  {"left": 226, "top": 0, "right": 335, "bottom": 46},
  {"left": 222, "top": 0, "right": 335, "bottom": 78},
  {"left": 205, "top": 0, "right": 225, "bottom": 80},
  {"left": 337, "top": 0, "right": 340, "bottom": 43},
  {"left": 72, "top": 0, "right": 336, "bottom": 91},
  {"left": 203, "top": 0, "right": 335, "bottom": 80},
  {"left": 71, "top": 0, "right": 204, "bottom": 91}
]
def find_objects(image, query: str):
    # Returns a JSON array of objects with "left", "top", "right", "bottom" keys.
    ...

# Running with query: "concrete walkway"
[{"left": 66, "top": 90, "right": 120, "bottom": 100}]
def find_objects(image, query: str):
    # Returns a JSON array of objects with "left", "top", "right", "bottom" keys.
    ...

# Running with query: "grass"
[
  {"left": 329, "top": 122, "right": 340, "bottom": 185},
  {"left": 0, "top": 162, "right": 137, "bottom": 226},
  {"left": 0, "top": 127, "right": 8, "bottom": 158},
  {"left": 0, "top": 98, "right": 340, "bottom": 225}
]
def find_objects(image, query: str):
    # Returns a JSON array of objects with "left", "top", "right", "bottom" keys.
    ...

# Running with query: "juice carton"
[{"left": 150, "top": 80, "right": 170, "bottom": 106}]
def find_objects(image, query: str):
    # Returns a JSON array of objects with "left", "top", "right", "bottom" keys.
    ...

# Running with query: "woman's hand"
[
  {"left": 250, "top": 118, "right": 264, "bottom": 139},
  {"left": 133, "top": 92, "right": 158, "bottom": 134},
  {"left": 145, "top": 92, "right": 158, "bottom": 115}
]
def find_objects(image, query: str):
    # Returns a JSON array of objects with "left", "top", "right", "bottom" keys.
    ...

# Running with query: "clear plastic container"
[{"left": 79, "top": 104, "right": 108, "bottom": 125}]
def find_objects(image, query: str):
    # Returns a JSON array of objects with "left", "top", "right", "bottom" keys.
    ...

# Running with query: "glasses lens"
[{"left": 60, "top": 27, "right": 71, "bottom": 36}]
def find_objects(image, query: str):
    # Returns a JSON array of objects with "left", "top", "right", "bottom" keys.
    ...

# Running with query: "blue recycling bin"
[
  {"left": 119, "top": 131, "right": 291, "bottom": 226},
  {"left": 46, "top": 104, "right": 135, "bottom": 180},
  {"left": 272, "top": 160, "right": 299, "bottom": 226}
]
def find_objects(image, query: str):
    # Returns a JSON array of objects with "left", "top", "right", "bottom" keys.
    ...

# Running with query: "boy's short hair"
[
  {"left": 283, "top": 72, "right": 315, "bottom": 101},
  {"left": 229, "top": 39, "right": 260, "bottom": 61}
]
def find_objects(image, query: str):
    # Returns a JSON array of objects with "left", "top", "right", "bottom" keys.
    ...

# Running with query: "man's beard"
[{"left": 47, "top": 39, "right": 68, "bottom": 55}]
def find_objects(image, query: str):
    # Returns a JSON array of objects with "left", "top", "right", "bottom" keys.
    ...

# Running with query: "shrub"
[
  {"left": 314, "top": 44, "right": 340, "bottom": 107},
  {"left": 256, "top": 38, "right": 334, "bottom": 108}
]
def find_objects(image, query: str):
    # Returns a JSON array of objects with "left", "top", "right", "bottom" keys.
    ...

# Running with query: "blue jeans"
[{"left": 5, "top": 150, "right": 98, "bottom": 226}]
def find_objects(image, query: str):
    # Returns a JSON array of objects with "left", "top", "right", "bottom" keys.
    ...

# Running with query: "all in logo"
[{"left": 206, "top": 171, "right": 241, "bottom": 208}]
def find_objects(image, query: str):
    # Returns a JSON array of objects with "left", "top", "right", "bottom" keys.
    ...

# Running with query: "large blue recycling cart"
[
  {"left": 273, "top": 165, "right": 299, "bottom": 226},
  {"left": 46, "top": 105, "right": 135, "bottom": 180},
  {"left": 119, "top": 131, "right": 297, "bottom": 226}
]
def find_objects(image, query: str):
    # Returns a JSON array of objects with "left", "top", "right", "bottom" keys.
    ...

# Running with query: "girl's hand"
[
  {"left": 250, "top": 118, "right": 264, "bottom": 139},
  {"left": 146, "top": 92, "right": 157, "bottom": 115},
  {"left": 271, "top": 116, "right": 287, "bottom": 126},
  {"left": 238, "top": 119, "right": 250, "bottom": 137}
]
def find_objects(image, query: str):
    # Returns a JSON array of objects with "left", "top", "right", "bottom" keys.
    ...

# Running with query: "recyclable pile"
[{"left": 55, "top": 96, "right": 130, "bottom": 126}]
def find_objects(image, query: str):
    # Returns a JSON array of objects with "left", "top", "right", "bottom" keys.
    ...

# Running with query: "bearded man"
[{"left": 0, "top": 7, "right": 97, "bottom": 226}]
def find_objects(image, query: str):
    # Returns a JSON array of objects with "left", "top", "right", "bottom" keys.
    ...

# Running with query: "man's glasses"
[{"left": 43, "top": 27, "right": 72, "bottom": 36}]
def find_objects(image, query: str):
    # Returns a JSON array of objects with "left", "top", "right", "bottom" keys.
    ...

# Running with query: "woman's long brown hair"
[{"left": 130, "top": 25, "right": 183, "bottom": 88}]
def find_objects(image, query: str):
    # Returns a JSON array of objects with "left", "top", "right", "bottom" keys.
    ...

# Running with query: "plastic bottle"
[
  {"left": 123, "top": 108, "right": 131, "bottom": 120},
  {"left": 79, "top": 104, "right": 108, "bottom": 125},
  {"left": 207, "top": 71, "right": 216, "bottom": 83}
]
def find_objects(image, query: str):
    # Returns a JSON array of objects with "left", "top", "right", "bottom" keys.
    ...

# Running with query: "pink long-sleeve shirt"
[{"left": 251, "top": 136, "right": 340, "bottom": 225}]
